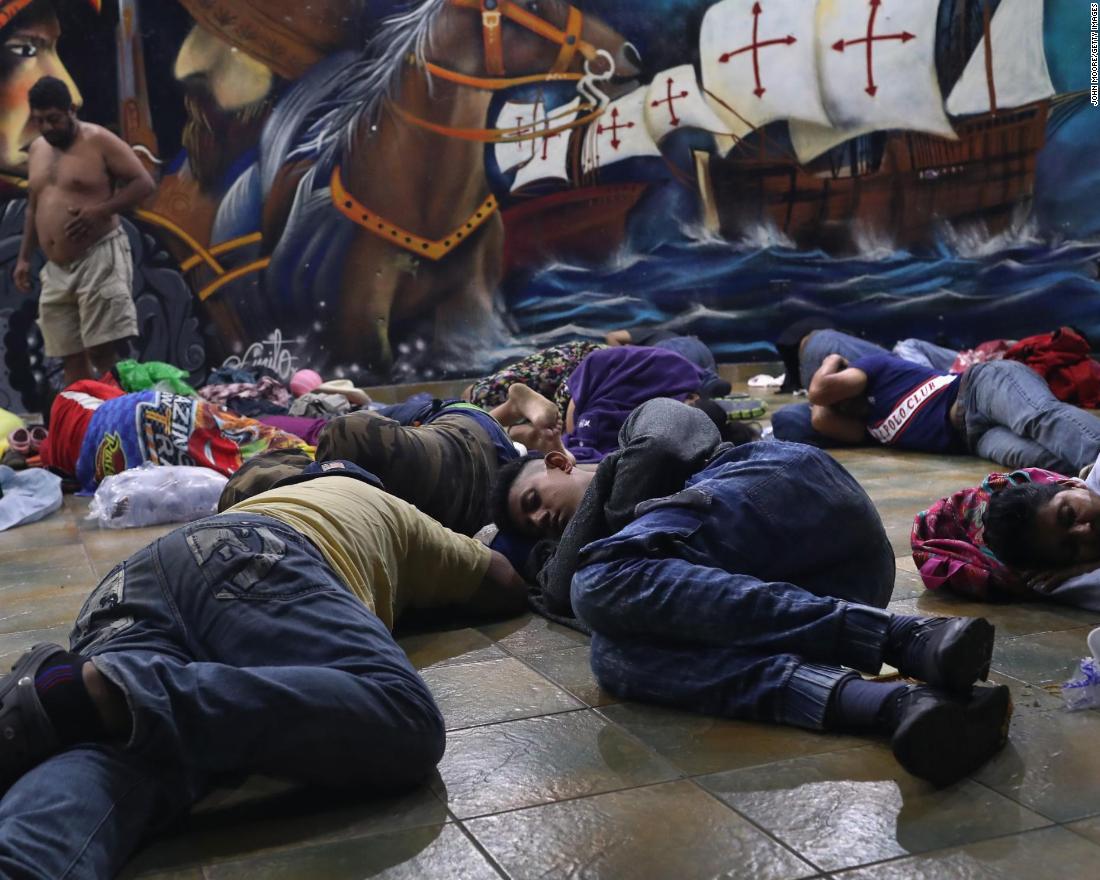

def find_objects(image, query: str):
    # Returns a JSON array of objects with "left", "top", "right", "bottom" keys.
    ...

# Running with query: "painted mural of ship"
[
  {"left": 493, "top": 63, "right": 736, "bottom": 272},
  {"left": 694, "top": 0, "right": 1060, "bottom": 250}
]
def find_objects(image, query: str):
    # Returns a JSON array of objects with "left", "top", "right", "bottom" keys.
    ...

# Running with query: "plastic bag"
[
  {"left": 1061, "top": 627, "right": 1100, "bottom": 711},
  {"left": 87, "top": 464, "right": 228, "bottom": 529}
]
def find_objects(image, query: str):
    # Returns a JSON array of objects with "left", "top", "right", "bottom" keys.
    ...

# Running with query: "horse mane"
[{"left": 309, "top": 0, "right": 450, "bottom": 170}]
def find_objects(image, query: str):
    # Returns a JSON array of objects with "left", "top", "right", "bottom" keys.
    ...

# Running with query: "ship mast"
[{"left": 982, "top": 0, "right": 997, "bottom": 116}]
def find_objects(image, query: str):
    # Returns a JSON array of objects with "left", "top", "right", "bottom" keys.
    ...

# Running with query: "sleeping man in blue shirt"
[{"left": 808, "top": 349, "right": 1100, "bottom": 473}]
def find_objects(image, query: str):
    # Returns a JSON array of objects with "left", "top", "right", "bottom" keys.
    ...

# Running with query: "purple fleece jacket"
[{"left": 563, "top": 345, "right": 706, "bottom": 462}]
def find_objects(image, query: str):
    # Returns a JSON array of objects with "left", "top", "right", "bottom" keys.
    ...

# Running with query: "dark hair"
[
  {"left": 692, "top": 395, "right": 761, "bottom": 446},
  {"left": 29, "top": 76, "right": 73, "bottom": 112},
  {"left": 490, "top": 452, "right": 544, "bottom": 530},
  {"left": 983, "top": 482, "right": 1069, "bottom": 568}
]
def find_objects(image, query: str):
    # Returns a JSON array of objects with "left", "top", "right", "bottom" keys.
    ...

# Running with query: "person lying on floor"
[
  {"left": 40, "top": 379, "right": 308, "bottom": 493},
  {"left": 603, "top": 326, "right": 731, "bottom": 396},
  {"left": 773, "top": 329, "right": 960, "bottom": 445},
  {"left": 805, "top": 340, "right": 1100, "bottom": 473},
  {"left": 219, "top": 397, "right": 519, "bottom": 537},
  {"left": 465, "top": 334, "right": 730, "bottom": 421},
  {"left": 0, "top": 459, "right": 526, "bottom": 879},
  {"left": 491, "top": 398, "right": 1012, "bottom": 787},
  {"left": 983, "top": 464, "right": 1100, "bottom": 609},
  {"left": 488, "top": 344, "right": 756, "bottom": 462}
]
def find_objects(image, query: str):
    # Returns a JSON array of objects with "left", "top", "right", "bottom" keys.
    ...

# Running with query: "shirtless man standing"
[{"left": 13, "top": 76, "right": 155, "bottom": 385}]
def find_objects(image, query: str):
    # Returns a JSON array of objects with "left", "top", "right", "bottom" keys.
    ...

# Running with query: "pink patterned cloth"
[
  {"left": 911, "top": 467, "right": 1064, "bottom": 601},
  {"left": 949, "top": 340, "right": 1012, "bottom": 374},
  {"left": 198, "top": 376, "right": 291, "bottom": 408}
]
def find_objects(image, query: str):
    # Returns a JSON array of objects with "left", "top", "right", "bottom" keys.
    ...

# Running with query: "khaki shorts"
[{"left": 37, "top": 226, "right": 138, "bottom": 358}]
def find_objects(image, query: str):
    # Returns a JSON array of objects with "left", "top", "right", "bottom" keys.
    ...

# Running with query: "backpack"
[{"left": 910, "top": 468, "right": 1064, "bottom": 601}]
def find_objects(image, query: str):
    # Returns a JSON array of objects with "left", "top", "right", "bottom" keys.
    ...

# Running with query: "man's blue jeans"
[
  {"left": 571, "top": 442, "right": 895, "bottom": 731},
  {"left": 797, "top": 330, "right": 888, "bottom": 388},
  {"left": 0, "top": 514, "right": 444, "bottom": 880},
  {"left": 961, "top": 360, "right": 1100, "bottom": 473},
  {"left": 773, "top": 331, "right": 889, "bottom": 446}
]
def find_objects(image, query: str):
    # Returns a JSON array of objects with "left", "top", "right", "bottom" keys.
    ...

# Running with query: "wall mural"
[{"left": 0, "top": 0, "right": 1097, "bottom": 412}]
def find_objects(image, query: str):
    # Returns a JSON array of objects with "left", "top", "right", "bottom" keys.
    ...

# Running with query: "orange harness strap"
[
  {"left": 480, "top": 0, "right": 505, "bottom": 76},
  {"left": 435, "top": 0, "right": 598, "bottom": 90},
  {"left": 330, "top": 166, "right": 498, "bottom": 261},
  {"left": 551, "top": 6, "right": 584, "bottom": 73},
  {"left": 421, "top": 60, "right": 582, "bottom": 90},
  {"left": 386, "top": 97, "right": 602, "bottom": 144}
]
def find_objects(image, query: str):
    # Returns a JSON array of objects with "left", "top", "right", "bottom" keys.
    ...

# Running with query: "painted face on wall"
[
  {"left": 173, "top": 24, "right": 276, "bottom": 192},
  {"left": 0, "top": 5, "right": 81, "bottom": 174}
]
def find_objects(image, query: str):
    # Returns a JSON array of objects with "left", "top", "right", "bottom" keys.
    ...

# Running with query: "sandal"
[
  {"left": 28, "top": 426, "right": 47, "bottom": 454},
  {"left": 0, "top": 643, "right": 64, "bottom": 792},
  {"left": 715, "top": 397, "right": 768, "bottom": 421},
  {"left": 7, "top": 427, "right": 30, "bottom": 455}
]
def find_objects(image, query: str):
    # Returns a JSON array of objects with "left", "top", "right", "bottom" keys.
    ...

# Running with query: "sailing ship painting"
[
  {"left": 498, "top": 0, "right": 1064, "bottom": 261},
  {"left": 697, "top": 0, "right": 1057, "bottom": 250}
]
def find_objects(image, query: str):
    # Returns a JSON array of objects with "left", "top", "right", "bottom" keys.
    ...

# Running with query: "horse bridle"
[
  {"left": 391, "top": 0, "right": 620, "bottom": 144},
  {"left": 424, "top": 0, "right": 605, "bottom": 91},
  {"left": 332, "top": 0, "right": 627, "bottom": 256}
]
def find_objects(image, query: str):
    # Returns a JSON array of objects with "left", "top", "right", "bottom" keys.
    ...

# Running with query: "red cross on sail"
[
  {"left": 509, "top": 98, "right": 581, "bottom": 192},
  {"left": 700, "top": 0, "right": 829, "bottom": 138},
  {"left": 582, "top": 88, "right": 660, "bottom": 174},
  {"left": 492, "top": 100, "right": 540, "bottom": 174},
  {"left": 816, "top": 0, "right": 953, "bottom": 138},
  {"left": 642, "top": 65, "right": 735, "bottom": 144}
]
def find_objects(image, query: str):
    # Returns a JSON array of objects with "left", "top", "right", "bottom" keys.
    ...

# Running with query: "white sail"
[
  {"left": 945, "top": 0, "right": 1054, "bottom": 116},
  {"left": 510, "top": 99, "right": 580, "bottom": 192},
  {"left": 581, "top": 88, "right": 661, "bottom": 173},
  {"left": 642, "top": 64, "right": 737, "bottom": 143},
  {"left": 700, "top": 0, "right": 830, "bottom": 139},
  {"left": 493, "top": 100, "right": 539, "bottom": 174},
  {"left": 816, "top": 0, "right": 955, "bottom": 139},
  {"left": 789, "top": 119, "right": 875, "bottom": 164}
]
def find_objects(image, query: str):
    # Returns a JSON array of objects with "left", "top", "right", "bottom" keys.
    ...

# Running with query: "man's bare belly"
[{"left": 36, "top": 186, "right": 118, "bottom": 265}]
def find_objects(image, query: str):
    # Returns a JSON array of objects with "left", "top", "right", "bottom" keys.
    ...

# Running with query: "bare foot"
[
  {"left": 489, "top": 383, "right": 561, "bottom": 432},
  {"left": 506, "top": 383, "right": 560, "bottom": 430}
]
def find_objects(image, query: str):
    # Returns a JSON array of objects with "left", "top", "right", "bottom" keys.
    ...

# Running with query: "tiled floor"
[{"left": 4, "top": 388, "right": 1100, "bottom": 879}]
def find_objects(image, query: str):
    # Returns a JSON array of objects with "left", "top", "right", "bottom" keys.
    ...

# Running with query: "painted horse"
[{"left": 275, "top": 0, "right": 640, "bottom": 375}]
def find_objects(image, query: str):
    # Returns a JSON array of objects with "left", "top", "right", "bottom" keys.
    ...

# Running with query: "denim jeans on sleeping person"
[
  {"left": 771, "top": 402, "right": 856, "bottom": 447},
  {"left": 960, "top": 359, "right": 1100, "bottom": 473},
  {"left": 0, "top": 513, "right": 444, "bottom": 880},
  {"left": 651, "top": 336, "right": 721, "bottom": 389},
  {"left": 892, "top": 338, "right": 959, "bottom": 373},
  {"left": 797, "top": 329, "right": 889, "bottom": 389},
  {"left": 571, "top": 441, "right": 894, "bottom": 730}
]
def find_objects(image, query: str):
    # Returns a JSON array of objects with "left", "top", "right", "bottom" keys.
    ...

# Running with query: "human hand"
[
  {"left": 1022, "top": 562, "right": 1096, "bottom": 594},
  {"left": 64, "top": 204, "right": 108, "bottom": 240},
  {"left": 13, "top": 258, "right": 31, "bottom": 292}
]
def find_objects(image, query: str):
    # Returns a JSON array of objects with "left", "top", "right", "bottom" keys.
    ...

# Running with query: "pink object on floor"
[{"left": 289, "top": 369, "right": 324, "bottom": 397}]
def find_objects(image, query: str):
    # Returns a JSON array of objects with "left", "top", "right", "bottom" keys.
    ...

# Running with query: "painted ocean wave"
[{"left": 500, "top": 227, "right": 1100, "bottom": 364}]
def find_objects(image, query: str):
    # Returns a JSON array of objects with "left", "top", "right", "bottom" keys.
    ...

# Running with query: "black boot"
[
  {"left": 890, "top": 684, "right": 1012, "bottom": 787},
  {"left": 886, "top": 616, "right": 995, "bottom": 693}
]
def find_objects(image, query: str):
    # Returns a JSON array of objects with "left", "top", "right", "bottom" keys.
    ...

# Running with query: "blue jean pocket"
[
  {"left": 71, "top": 563, "right": 134, "bottom": 653},
  {"left": 580, "top": 508, "right": 702, "bottom": 567},
  {"left": 185, "top": 521, "right": 329, "bottom": 601}
]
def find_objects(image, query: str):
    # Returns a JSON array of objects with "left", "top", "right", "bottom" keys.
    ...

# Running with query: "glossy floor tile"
[
  {"left": 466, "top": 781, "right": 817, "bottom": 880},
  {"left": 3, "top": 397, "right": 1100, "bottom": 878},
  {"left": 698, "top": 745, "right": 1049, "bottom": 872}
]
